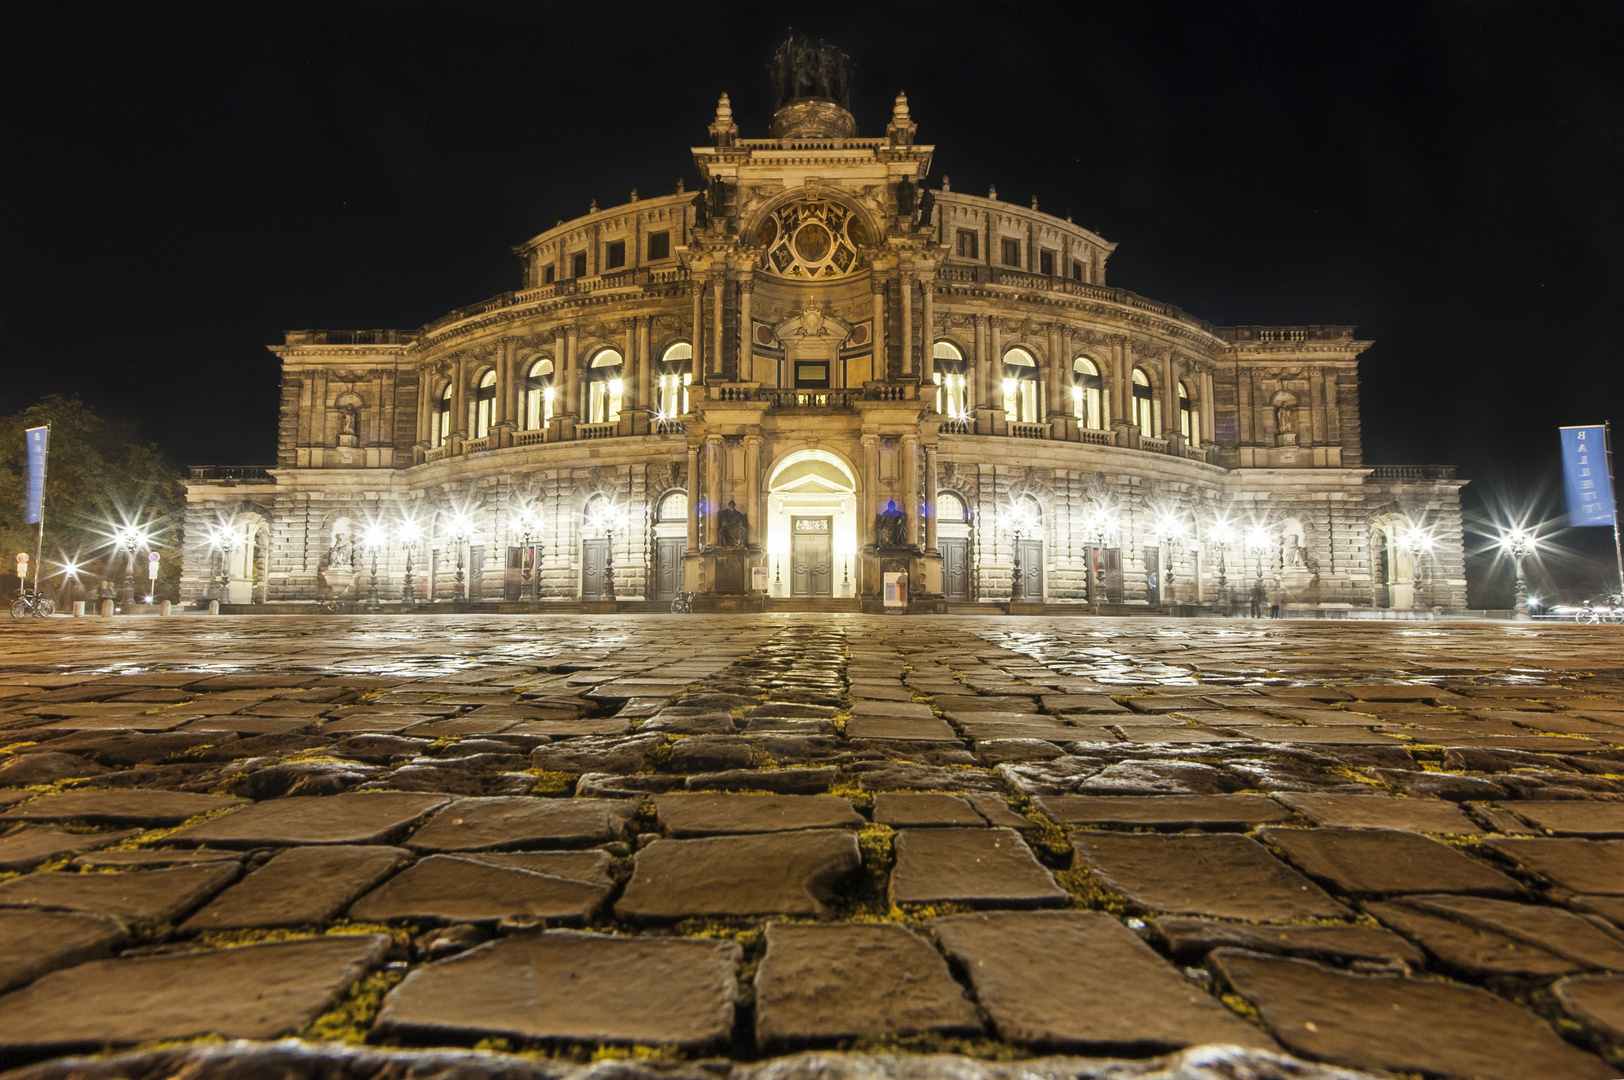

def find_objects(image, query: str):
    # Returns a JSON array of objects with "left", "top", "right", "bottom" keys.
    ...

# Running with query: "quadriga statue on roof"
[{"left": 767, "top": 33, "right": 854, "bottom": 110}]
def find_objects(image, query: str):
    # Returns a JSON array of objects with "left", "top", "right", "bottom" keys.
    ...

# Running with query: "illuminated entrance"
[{"left": 766, "top": 450, "right": 858, "bottom": 598}]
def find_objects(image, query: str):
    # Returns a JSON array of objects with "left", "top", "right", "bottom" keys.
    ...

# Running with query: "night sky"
[{"left": 3, "top": 2, "right": 1622, "bottom": 603}]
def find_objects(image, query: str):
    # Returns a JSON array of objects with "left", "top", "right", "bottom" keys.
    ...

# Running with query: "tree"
[{"left": 0, "top": 397, "right": 185, "bottom": 602}]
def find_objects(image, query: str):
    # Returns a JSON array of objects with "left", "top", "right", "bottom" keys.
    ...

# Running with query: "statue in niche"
[
  {"left": 895, "top": 180, "right": 916, "bottom": 218},
  {"left": 717, "top": 500, "right": 748, "bottom": 549},
  {"left": 876, "top": 499, "right": 908, "bottom": 548},
  {"left": 1283, "top": 534, "right": 1306, "bottom": 568},
  {"left": 918, "top": 188, "right": 936, "bottom": 227},
  {"left": 1276, "top": 403, "right": 1297, "bottom": 437},
  {"left": 328, "top": 530, "right": 353, "bottom": 569},
  {"left": 337, "top": 405, "right": 359, "bottom": 447}
]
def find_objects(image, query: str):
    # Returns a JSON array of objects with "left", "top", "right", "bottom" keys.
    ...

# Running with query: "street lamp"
[
  {"left": 586, "top": 504, "right": 629, "bottom": 603},
  {"left": 1403, "top": 526, "right": 1434, "bottom": 613},
  {"left": 1245, "top": 525, "right": 1273, "bottom": 617},
  {"left": 1208, "top": 518, "right": 1235, "bottom": 614},
  {"left": 447, "top": 514, "right": 473, "bottom": 601},
  {"left": 209, "top": 522, "right": 242, "bottom": 603},
  {"left": 398, "top": 519, "right": 422, "bottom": 607},
  {"left": 1006, "top": 500, "right": 1039, "bottom": 602},
  {"left": 1082, "top": 505, "right": 1117, "bottom": 614},
  {"left": 112, "top": 522, "right": 152, "bottom": 607},
  {"left": 1152, "top": 512, "right": 1188, "bottom": 606},
  {"left": 517, "top": 506, "right": 542, "bottom": 606},
  {"left": 1498, "top": 526, "right": 1535, "bottom": 620},
  {"left": 361, "top": 523, "right": 389, "bottom": 612}
]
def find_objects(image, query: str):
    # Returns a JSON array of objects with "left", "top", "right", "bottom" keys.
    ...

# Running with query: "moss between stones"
[
  {"left": 303, "top": 966, "right": 407, "bottom": 1043},
  {"left": 527, "top": 770, "right": 577, "bottom": 796}
]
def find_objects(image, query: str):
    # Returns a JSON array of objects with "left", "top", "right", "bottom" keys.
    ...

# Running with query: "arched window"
[
  {"left": 937, "top": 490, "right": 967, "bottom": 523},
  {"left": 1073, "top": 357, "right": 1104, "bottom": 430},
  {"left": 658, "top": 491, "right": 689, "bottom": 522},
  {"left": 1131, "top": 368, "right": 1156, "bottom": 437},
  {"left": 523, "top": 358, "right": 555, "bottom": 429},
  {"left": 472, "top": 370, "right": 497, "bottom": 439},
  {"left": 587, "top": 349, "right": 624, "bottom": 424},
  {"left": 1002, "top": 347, "right": 1040, "bottom": 423},
  {"left": 656, "top": 342, "right": 692, "bottom": 418},
  {"left": 1178, "top": 380, "right": 1197, "bottom": 445},
  {"left": 932, "top": 341, "right": 969, "bottom": 418},
  {"left": 435, "top": 383, "right": 453, "bottom": 447}
]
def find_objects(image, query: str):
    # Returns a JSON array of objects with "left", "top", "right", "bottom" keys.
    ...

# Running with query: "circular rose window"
[{"left": 757, "top": 200, "right": 866, "bottom": 279}]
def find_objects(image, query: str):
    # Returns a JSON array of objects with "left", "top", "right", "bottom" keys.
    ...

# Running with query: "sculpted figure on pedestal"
[
  {"left": 717, "top": 500, "right": 748, "bottom": 549},
  {"left": 877, "top": 500, "right": 908, "bottom": 548}
]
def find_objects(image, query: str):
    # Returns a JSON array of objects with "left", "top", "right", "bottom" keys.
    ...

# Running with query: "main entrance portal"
[{"left": 767, "top": 449, "right": 858, "bottom": 599}]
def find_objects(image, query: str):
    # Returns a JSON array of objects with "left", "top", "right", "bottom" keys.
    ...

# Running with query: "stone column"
[
  {"left": 920, "top": 274, "right": 935, "bottom": 386},
  {"left": 738, "top": 279, "right": 753, "bottom": 381},
  {"left": 743, "top": 434, "right": 762, "bottom": 547},
  {"left": 871, "top": 275, "right": 887, "bottom": 382},
  {"left": 988, "top": 320, "right": 1003, "bottom": 415},
  {"left": 924, "top": 445, "right": 939, "bottom": 552},
  {"left": 974, "top": 315, "right": 988, "bottom": 410},
  {"left": 451, "top": 355, "right": 469, "bottom": 440},
  {"left": 900, "top": 269, "right": 914, "bottom": 376},
  {"left": 1200, "top": 370, "right": 1215, "bottom": 448},
  {"left": 704, "top": 434, "right": 722, "bottom": 546},
  {"left": 636, "top": 317, "right": 651, "bottom": 421},
  {"left": 712, "top": 276, "right": 725, "bottom": 380},
  {"left": 1163, "top": 353, "right": 1180, "bottom": 442},
  {"left": 860, "top": 434, "right": 879, "bottom": 594},
  {"left": 903, "top": 435, "right": 920, "bottom": 547},
  {"left": 691, "top": 279, "right": 705, "bottom": 384},
  {"left": 685, "top": 446, "right": 700, "bottom": 549},
  {"left": 1048, "top": 324, "right": 1066, "bottom": 421},
  {"left": 415, "top": 365, "right": 432, "bottom": 447},
  {"left": 564, "top": 328, "right": 579, "bottom": 418}
]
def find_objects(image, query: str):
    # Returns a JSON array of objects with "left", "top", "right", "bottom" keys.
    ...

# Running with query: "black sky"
[{"left": 3, "top": 2, "right": 1622, "bottom": 602}]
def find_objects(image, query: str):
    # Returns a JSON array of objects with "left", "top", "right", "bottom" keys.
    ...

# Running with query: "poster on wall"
[{"left": 883, "top": 571, "right": 908, "bottom": 608}]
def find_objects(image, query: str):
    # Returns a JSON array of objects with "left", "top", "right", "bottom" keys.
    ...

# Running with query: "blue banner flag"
[
  {"left": 22, "top": 426, "right": 47, "bottom": 526},
  {"left": 1561, "top": 424, "right": 1616, "bottom": 527}
]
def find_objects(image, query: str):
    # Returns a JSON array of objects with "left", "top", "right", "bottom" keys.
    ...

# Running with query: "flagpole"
[
  {"left": 33, "top": 426, "right": 48, "bottom": 596},
  {"left": 1609, "top": 422, "right": 1624, "bottom": 599}
]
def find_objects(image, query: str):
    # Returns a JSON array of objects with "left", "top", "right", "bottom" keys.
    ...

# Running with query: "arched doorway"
[
  {"left": 767, "top": 450, "right": 858, "bottom": 598},
  {"left": 937, "top": 491, "right": 971, "bottom": 602},
  {"left": 217, "top": 513, "right": 269, "bottom": 604},
  {"left": 1371, "top": 515, "right": 1414, "bottom": 609}
]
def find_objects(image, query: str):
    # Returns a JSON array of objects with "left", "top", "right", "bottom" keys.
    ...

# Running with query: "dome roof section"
[{"left": 766, "top": 35, "right": 856, "bottom": 139}]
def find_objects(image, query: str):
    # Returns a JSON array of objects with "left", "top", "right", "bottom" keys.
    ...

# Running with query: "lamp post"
[
  {"left": 1152, "top": 513, "right": 1188, "bottom": 607},
  {"left": 1499, "top": 526, "right": 1533, "bottom": 620},
  {"left": 1245, "top": 525, "right": 1272, "bottom": 618},
  {"left": 1007, "top": 502, "right": 1035, "bottom": 602},
  {"left": 113, "top": 523, "right": 150, "bottom": 607},
  {"left": 360, "top": 524, "right": 388, "bottom": 612},
  {"left": 209, "top": 523, "right": 241, "bottom": 604},
  {"left": 1083, "top": 507, "right": 1114, "bottom": 614},
  {"left": 1208, "top": 520, "right": 1235, "bottom": 615},
  {"left": 1404, "top": 526, "right": 1434, "bottom": 613},
  {"left": 396, "top": 520, "right": 421, "bottom": 607},
  {"left": 518, "top": 507, "right": 541, "bottom": 607},
  {"left": 448, "top": 515, "right": 472, "bottom": 601},
  {"left": 587, "top": 505, "right": 628, "bottom": 603}
]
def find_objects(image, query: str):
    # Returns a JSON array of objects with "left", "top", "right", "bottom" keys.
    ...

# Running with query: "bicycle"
[
  {"left": 670, "top": 591, "right": 695, "bottom": 614},
  {"left": 10, "top": 590, "right": 56, "bottom": 619}
]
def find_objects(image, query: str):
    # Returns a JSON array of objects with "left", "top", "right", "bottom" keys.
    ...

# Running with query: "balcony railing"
[
  {"left": 1368, "top": 465, "right": 1459, "bottom": 481},
  {"left": 514, "top": 430, "right": 549, "bottom": 447},
  {"left": 1010, "top": 422, "right": 1050, "bottom": 440},
  {"left": 577, "top": 422, "right": 618, "bottom": 440},
  {"left": 188, "top": 466, "right": 274, "bottom": 482},
  {"left": 463, "top": 437, "right": 491, "bottom": 454},
  {"left": 1079, "top": 428, "right": 1112, "bottom": 446},
  {"left": 1140, "top": 437, "right": 1169, "bottom": 454},
  {"left": 425, "top": 445, "right": 451, "bottom": 463}
]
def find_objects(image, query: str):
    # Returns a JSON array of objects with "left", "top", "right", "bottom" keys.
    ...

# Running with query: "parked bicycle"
[
  {"left": 1576, "top": 597, "right": 1624, "bottom": 624},
  {"left": 9, "top": 590, "right": 56, "bottom": 619},
  {"left": 670, "top": 591, "right": 695, "bottom": 614}
]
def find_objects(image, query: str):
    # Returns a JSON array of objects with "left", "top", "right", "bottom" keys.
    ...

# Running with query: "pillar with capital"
[
  {"left": 743, "top": 434, "right": 762, "bottom": 549},
  {"left": 920, "top": 272, "right": 936, "bottom": 388},
  {"left": 870, "top": 275, "right": 888, "bottom": 382},
  {"left": 738, "top": 278, "right": 754, "bottom": 381},
  {"left": 450, "top": 355, "right": 469, "bottom": 450},
  {"left": 860, "top": 433, "right": 879, "bottom": 597},
  {"left": 900, "top": 269, "right": 914, "bottom": 376},
  {"left": 684, "top": 444, "right": 701, "bottom": 591},
  {"left": 704, "top": 434, "right": 722, "bottom": 548},
  {"left": 921, "top": 442, "right": 945, "bottom": 603},
  {"left": 690, "top": 279, "right": 706, "bottom": 384},
  {"left": 712, "top": 276, "right": 725, "bottom": 380}
]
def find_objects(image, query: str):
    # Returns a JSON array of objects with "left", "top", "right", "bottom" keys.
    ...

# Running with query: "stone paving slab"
[
  {"left": 348, "top": 854, "right": 610, "bottom": 925},
  {"left": 1073, "top": 833, "right": 1351, "bottom": 920},
  {"left": 405, "top": 796, "right": 635, "bottom": 851},
  {"left": 1554, "top": 974, "right": 1624, "bottom": 1042},
  {"left": 890, "top": 828, "right": 1066, "bottom": 908},
  {"left": 753, "top": 923, "right": 981, "bottom": 1048},
  {"left": 1272, "top": 792, "right": 1482, "bottom": 834},
  {"left": 871, "top": 792, "right": 985, "bottom": 827},
  {"left": 617, "top": 830, "right": 861, "bottom": 921},
  {"left": 1484, "top": 837, "right": 1624, "bottom": 893},
  {"left": 1260, "top": 827, "right": 1524, "bottom": 896},
  {"left": 0, "top": 789, "right": 248, "bottom": 825},
  {"left": 651, "top": 793, "right": 865, "bottom": 836},
  {"left": 181, "top": 845, "right": 406, "bottom": 932},
  {"left": 1505, "top": 800, "right": 1624, "bottom": 837},
  {"left": 1151, "top": 916, "right": 1425, "bottom": 967},
  {"left": 0, "top": 862, "right": 239, "bottom": 924},
  {"left": 0, "top": 909, "right": 126, "bottom": 993},
  {"left": 1366, "top": 898, "right": 1581, "bottom": 976},
  {"left": 1034, "top": 794, "right": 1290, "bottom": 830},
  {"left": 1212, "top": 948, "right": 1615, "bottom": 1079},
  {"left": 166, "top": 792, "right": 450, "bottom": 847},
  {"left": 374, "top": 932, "right": 741, "bottom": 1049},
  {"left": 932, "top": 911, "right": 1275, "bottom": 1051},
  {"left": 0, "top": 934, "right": 389, "bottom": 1056},
  {"left": 0, "top": 826, "right": 142, "bottom": 872}
]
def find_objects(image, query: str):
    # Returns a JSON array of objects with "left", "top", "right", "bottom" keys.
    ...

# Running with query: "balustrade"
[
  {"left": 514, "top": 429, "right": 548, "bottom": 447},
  {"left": 1078, "top": 429, "right": 1112, "bottom": 446},
  {"left": 1140, "top": 436, "right": 1169, "bottom": 454},
  {"left": 1010, "top": 422, "right": 1051, "bottom": 440},
  {"left": 462, "top": 436, "right": 491, "bottom": 454},
  {"left": 577, "top": 422, "right": 618, "bottom": 440}
]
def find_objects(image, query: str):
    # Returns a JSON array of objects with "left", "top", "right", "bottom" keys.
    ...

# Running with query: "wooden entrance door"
[
  {"left": 581, "top": 538, "right": 608, "bottom": 600},
  {"left": 940, "top": 537, "right": 969, "bottom": 602},
  {"left": 654, "top": 538, "right": 686, "bottom": 602},
  {"left": 1015, "top": 539, "right": 1043, "bottom": 600},
  {"left": 790, "top": 517, "right": 833, "bottom": 597}
]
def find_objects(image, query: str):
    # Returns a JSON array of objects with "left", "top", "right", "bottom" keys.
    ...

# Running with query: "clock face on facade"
[{"left": 755, "top": 199, "right": 868, "bottom": 279}]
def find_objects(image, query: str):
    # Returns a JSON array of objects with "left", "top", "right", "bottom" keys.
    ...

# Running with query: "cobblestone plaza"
[{"left": 0, "top": 613, "right": 1623, "bottom": 1079}]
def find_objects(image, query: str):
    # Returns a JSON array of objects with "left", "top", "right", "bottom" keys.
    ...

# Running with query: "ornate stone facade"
[{"left": 182, "top": 43, "right": 1465, "bottom": 615}]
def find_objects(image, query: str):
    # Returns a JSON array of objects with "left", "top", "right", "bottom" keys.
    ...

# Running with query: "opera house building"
[{"left": 182, "top": 44, "right": 1464, "bottom": 616}]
